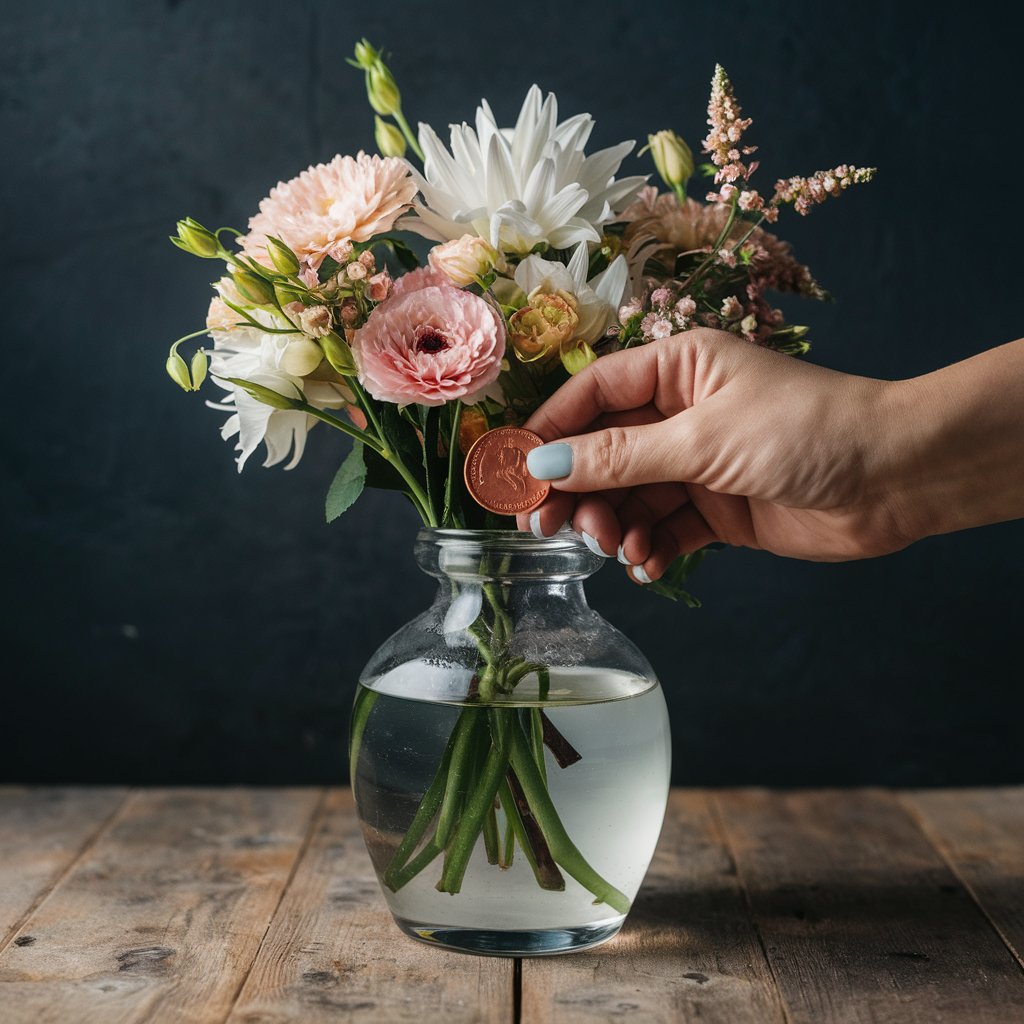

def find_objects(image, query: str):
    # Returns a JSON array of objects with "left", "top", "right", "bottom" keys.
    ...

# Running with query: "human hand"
[{"left": 516, "top": 328, "right": 915, "bottom": 581}]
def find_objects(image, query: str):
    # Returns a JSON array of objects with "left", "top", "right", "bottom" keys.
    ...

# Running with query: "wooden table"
[{"left": 1, "top": 787, "right": 1021, "bottom": 1022}]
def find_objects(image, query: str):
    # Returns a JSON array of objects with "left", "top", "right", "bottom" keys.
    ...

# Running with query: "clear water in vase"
[{"left": 350, "top": 670, "right": 671, "bottom": 955}]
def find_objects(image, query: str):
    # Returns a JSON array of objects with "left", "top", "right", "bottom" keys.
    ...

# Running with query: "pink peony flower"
[
  {"left": 240, "top": 152, "right": 416, "bottom": 271},
  {"left": 351, "top": 275, "right": 505, "bottom": 407}
]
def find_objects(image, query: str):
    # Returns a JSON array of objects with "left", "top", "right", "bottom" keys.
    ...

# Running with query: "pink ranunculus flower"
[{"left": 351, "top": 274, "right": 506, "bottom": 407}]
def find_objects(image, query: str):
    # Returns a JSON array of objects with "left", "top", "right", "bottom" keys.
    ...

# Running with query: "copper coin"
[{"left": 463, "top": 427, "right": 551, "bottom": 515}]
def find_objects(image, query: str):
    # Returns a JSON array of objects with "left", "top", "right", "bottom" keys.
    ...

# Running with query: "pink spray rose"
[{"left": 351, "top": 271, "right": 505, "bottom": 407}]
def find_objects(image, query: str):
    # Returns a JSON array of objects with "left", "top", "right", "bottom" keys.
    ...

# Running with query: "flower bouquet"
[{"left": 166, "top": 43, "right": 873, "bottom": 953}]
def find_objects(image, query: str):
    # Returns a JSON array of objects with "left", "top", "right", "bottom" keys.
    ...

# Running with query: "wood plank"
[
  {"left": 0, "top": 787, "right": 322, "bottom": 1024},
  {"left": 520, "top": 790, "right": 786, "bottom": 1024},
  {"left": 0, "top": 786, "right": 130, "bottom": 951},
  {"left": 900, "top": 787, "right": 1024, "bottom": 968},
  {"left": 714, "top": 789, "right": 1024, "bottom": 1024},
  {"left": 227, "top": 788, "right": 513, "bottom": 1024}
]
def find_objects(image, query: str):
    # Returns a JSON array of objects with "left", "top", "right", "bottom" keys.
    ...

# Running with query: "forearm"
[{"left": 879, "top": 339, "right": 1024, "bottom": 541}]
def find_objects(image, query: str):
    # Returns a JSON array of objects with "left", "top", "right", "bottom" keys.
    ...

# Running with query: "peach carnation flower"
[
  {"left": 351, "top": 271, "right": 505, "bottom": 407},
  {"left": 241, "top": 152, "right": 416, "bottom": 271}
]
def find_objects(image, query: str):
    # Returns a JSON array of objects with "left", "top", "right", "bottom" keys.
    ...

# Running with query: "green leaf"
[
  {"left": 644, "top": 550, "right": 708, "bottom": 606},
  {"left": 325, "top": 443, "right": 367, "bottom": 523}
]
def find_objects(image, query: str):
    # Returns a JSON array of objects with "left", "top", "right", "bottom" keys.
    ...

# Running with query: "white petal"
[{"left": 566, "top": 241, "right": 590, "bottom": 287}]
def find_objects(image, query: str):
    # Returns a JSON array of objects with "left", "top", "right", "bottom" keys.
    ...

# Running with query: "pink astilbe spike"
[
  {"left": 703, "top": 65, "right": 756, "bottom": 186},
  {"left": 773, "top": 165, "right": 877, "bottom": 215}
]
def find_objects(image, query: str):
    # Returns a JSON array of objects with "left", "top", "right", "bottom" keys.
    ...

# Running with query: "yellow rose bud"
[
  {"left": 509, "top": 293, "right": 579, "bottom": 365},
  {"left": 367, "top": 64, "right": 401, "bottom": 116},
  {"left": 646, "top": 130, "right": 694, "bottom": 199},
  {"left": 560, "top": 338, "right": 597, "bottom": 375},
  {"left": 428, "top": 234, "right": 504, "bottom": 287},
  {"left": 374, "top": 115, "right": 407, "bottom": 158}
]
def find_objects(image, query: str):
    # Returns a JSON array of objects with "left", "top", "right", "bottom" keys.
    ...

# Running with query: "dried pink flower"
[
  {"left": 351, "top": 274, "right": 505, "bottom": 407},
  {"left": 703, "top": 65, "right": 756, "bottom": 186},
  {"left": 346, "top": 261, "right": 368, "bottom": 281},
  {"left": 240, "top": 152, "right": 416, "bottom": 271},
  {"left": 675, "top": 296, "right": 697, "bottom": 318},
  {"left": 367, "top": 272, "right": 392, "bottom": 303},
  {"left": 773, "top": 165, "right": 876, "bottom": 215}
]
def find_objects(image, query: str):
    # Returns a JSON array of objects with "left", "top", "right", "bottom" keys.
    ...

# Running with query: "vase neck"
[{"left": 414, "top": 529, "right": 603, "bottom": 585}]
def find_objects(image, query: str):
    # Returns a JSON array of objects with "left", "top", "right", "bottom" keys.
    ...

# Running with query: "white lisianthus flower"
[
  {"left": 207, "top": 309, "right": 348, "bottom": 471},
  {"left": 405, "top": 87, "right": 646, "bottom": 254},
  {"left": 513, "top": 243, "right": 629, "bottom": 344}
]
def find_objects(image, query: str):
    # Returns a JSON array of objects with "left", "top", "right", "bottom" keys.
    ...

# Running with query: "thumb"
[{"left": 526, "top": 415, "right": 699, "bottom": 492}]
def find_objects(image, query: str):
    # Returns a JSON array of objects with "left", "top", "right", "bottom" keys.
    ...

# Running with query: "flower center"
[{"left": 415, "top": 327, "right": 450, "bottom": 354}]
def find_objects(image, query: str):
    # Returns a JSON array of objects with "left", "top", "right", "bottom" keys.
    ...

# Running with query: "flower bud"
[
  {"left": 226, "top": 377, "right": 302, "bottom": 410},
  {"left": 458, "top": 407, "right": 489, "bottom": 455},
  {"left": 266, "top": 236, "right": 300, "bottom": 276},
  {"left": 366, "top": 64, "right": 401, "bottom": 116},
  {"left": 174, "top": 218, "right": 219, "bottom": 258},
  {"left": 281, "top": 337, "right": 324, "bottom": 377},
  {"left": 374, "top": 115, "right": 407, "bottom": 158},
  {"left": 428, "top": 234, "right": 505, "bottom": 287},
  {"left": 560, "top": 338, "right": 597, "bottom": 376},
  {"left": 320, "top": 332, "right": 358, "bottom": 375},
  {"left": 510, "top": 293, "right": 578, "bottom": 365},
  {"left": 353, "top": 39, "right": 379, "bottom": 69},
  {"left": 646, "top": 130, "right": 694, "bottom": 196},
  {"left": 190, "top": 348, "right": 208, "bottom": 389},
  {"left": 166, "top": 350, "right": 193, "bottom": 391},
  {"left": 233, "top": 270, "right": 275, "bottom": 305},
  {"left": 274, "top": 281, "right": 307, "bottom": 307}
]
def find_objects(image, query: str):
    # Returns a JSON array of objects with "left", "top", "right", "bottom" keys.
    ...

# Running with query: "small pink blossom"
[
  {"left": 618, "top": 298, "right": 642, "bottom": 325},
  {"left": 675, "top": 296, "right": 697, "bottom": 317},
  {"left": 346, "top": 261, "right": 367, "bottom": 281},
  {"left": 367, "top": 272, "right": 392, "bottom": 302},
  {"left": 650, "top": 287, "right": 673, "bottom": 305},
  {"left": 340, "top": 299, "right": 359, "bottom": 325},
  {"left": 358, "top": 249, "right": 377, "bottom": 270},
  {"left": 648, "top": 317, "right": 674, "bottom": 339},
  {"left": 299, "top": 266, "right": 319, "bottom": 289},
  {"left": 720, "top": 296, "right": 743, "bottom": 319},
  {"left": 717, "top": 248, "right": 737, "bottom": 268},
  {"left": 351, "top": 274, "right": 505, "bottom": 407}
]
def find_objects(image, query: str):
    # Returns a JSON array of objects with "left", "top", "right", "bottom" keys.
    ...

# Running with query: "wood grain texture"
[
  {"left": 520, "top": 789, "right": 787, "bottom": 1024},
  {"left": 714, "top": 789, "right": 1024, "bottom": 1024},
  {"left": 227, "top": 788, "right": 513, "bottom": 1024},
  {"left": 0, "top": 787, "right": 130, "bottom": 952},
  {"left": 0, "top": 788, "right": 322, "bottom": 1024},
  {"left": 900, "top": 787, "right": 1024, "bottom": 969}
]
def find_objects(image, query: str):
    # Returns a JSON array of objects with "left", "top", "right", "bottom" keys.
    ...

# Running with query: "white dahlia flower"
[{"left": 404, "top": 86, "right": 646, "bottom": 254}]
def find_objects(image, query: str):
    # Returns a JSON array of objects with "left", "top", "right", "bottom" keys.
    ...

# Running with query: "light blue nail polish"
[
  {"left": 527, "top": 443, "right": 572, "bottom": 480},
  {"left": 632, "top": 565, "right": 652, "bottom": 585},
  {"left": 528, "top": 510, "right": 545, "bottom": 539},
  {"left": 581, "top": 531, "right": 613, "bottom": 558},
  {"left": 616, "top": 544, "right": 632, "bottom": 566}
]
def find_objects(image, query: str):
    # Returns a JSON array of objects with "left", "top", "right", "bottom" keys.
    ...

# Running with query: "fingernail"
[
  {"left": 528, "top": 510, "right": 562, "bottom": 540},
  {"left": 527, "top": 443, "right": 572, "bottom": 480},
  {"left": 616, "top": 544, "right": 633, "bottom": 566},
  {"left": 632, "top": 565, "right": 652, "bottom": 585},
  {"left": 581, "top": 531, "right": 614, "bottom": 558}
]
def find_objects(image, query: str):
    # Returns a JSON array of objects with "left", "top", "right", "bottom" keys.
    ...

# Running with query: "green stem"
[
  {"left": 436, "top": 717, "right": 510, "bottom": 894},
  {"left": 443, "top": 402, "right": 463, "bottom": 528},
  {"left": 381, "top": 711, "right": 465, "bottom": 889},
  {"left": 529, "top": 708, "right": 547, "bottom": 786},
  {"left": 387, "top": 832, "right": 445, "bottom": 891},
  {"left": 483, "top": 804, "right": 500, "bottom": 865},
  {"left": 502, "top": 814, "right": 515, "bottom": 867},
  {"left": 499, "top": 773, "right": 564, "bottom": 890},
  {"left": 348, "top": 687, "right": 379, "bottom": 785},
  {"left": 507, "top": 719, "right": 631, "bottom": 914},
  {"left": 393, "top": 107, "right": 425, "bottom": 161},
  {"left": 435, "top": 711, "right": 482, "bottom": 847},
  {"left": 679, "top": 196, "right": 739, "bottom": 295}
]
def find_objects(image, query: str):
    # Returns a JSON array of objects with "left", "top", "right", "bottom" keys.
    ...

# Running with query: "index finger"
[{"left": 524, "top": 342, "right": 664, "bottom": 441}]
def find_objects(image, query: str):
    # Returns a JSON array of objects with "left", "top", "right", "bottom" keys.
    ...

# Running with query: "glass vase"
[{"left": 349, "top": 528, "right": 671, "bottom": 956}]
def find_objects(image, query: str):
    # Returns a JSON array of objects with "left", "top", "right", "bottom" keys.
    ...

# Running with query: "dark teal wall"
[{"left": 2, "top": 1, "right": 1020, "bottom": 784}]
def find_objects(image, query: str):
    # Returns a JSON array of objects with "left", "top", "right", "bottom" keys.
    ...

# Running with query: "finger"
[
  {"left": 615, "top": 482, "right": 691, "bottom": 565},
  {"left": 526, "top": 414, "right": 701, "bottom": 493},
  {"left": 571, "top": 495, "right": 621, "bottom": 558},
  {"left": 630, "top": 503, "right": 718, "bottom": 584},
  {"left": 524, "top": 343, "right": 667, "bottom": 441},
  {"left": 596, "top": 403, "right": 663, "bottom": 430},
  {"left": 516, "top": 491, "right": 576, "bottom": 538}
]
